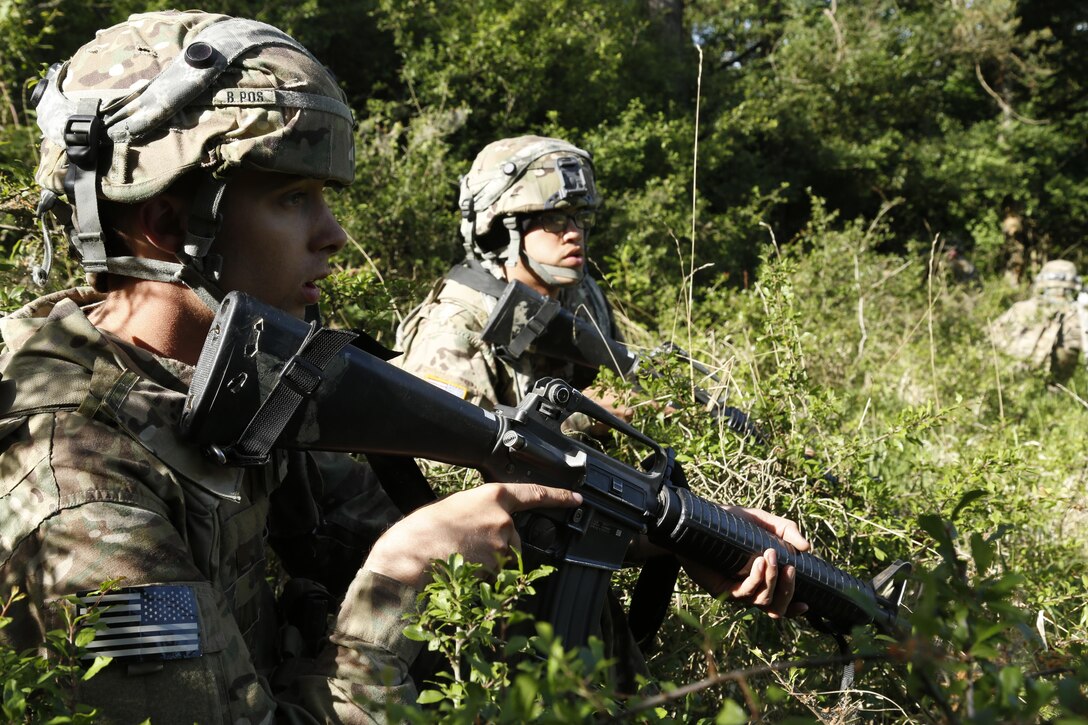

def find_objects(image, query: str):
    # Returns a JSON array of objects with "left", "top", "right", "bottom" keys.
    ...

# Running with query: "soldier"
[
  {"left": 396, "top": 135, "right": 631, "bottom": 436},
  {"left": 0, "top": 14, "right": 807, "bottom": 722},
  {"left": 0, "top": 12, "right": 586, "bottom": 722},
  {"left": 990, "top": 259, "right": 1086, "bottom": 384}
]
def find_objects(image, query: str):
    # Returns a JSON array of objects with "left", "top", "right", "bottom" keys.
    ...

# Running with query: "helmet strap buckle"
[
  {"left": 63, "top": 98, "right": 105, "bottom": 169},
  {"left": 501, "top": 216, "right": 520, "bottom": 268}
]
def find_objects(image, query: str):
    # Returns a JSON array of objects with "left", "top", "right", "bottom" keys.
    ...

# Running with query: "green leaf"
[
  {"left": 416, "top": 688, "right": 445, "bottom": 705},
  {"left": 716, "top": 699, "right": 749, "bottom": 724},
  {"left": 402, "top": 624, "right": 427, "bottom": 642},
  {"left": 950, "top": 489, "right": 986, "bottom": 522},
  {"left": 81, "top": 656, "right": 112, "bottom": 681},
  {"left": 73, "top": 626, "right": 97, "bottom": 648},
  {"left": 918, "top": 514, "right": 958, "bottom": 565},
  {"left": 969, "top": 531, "right": 994, "bottom": 575},
  {"left": 998, "top": 666, "right": 1024, "bottom": 699}
]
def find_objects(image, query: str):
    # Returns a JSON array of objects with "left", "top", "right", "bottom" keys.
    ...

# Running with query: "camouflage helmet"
[
  {"left": 30, "top": 10, "right": 355, "bottom": 307},
  {"left": 1033, "top": 260, "right": 1081, "bottom": 300},
  {"left": 459, "top": 135, "right": 598, "bottom": 286}
]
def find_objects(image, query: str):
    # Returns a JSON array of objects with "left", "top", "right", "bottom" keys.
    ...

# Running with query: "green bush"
[
  {"left": 0, "top": 584, "right": 116, "bottom": 723},
  {"left": 1, "top": 1, "right": 1086, "bottom": 721}
]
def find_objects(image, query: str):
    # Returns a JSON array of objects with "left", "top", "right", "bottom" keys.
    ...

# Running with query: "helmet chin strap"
[
  {"left": 523, "top": 252, "right": 584, "bottom": 287},
  {"left": 39, "top": 167, "right": 229, "bottom": 311}
]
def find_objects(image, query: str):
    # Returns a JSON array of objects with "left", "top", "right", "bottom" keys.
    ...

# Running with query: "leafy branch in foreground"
[
  {"left": 380, "top": 552, "right": 629, "bottom": 723},
  {"left": 0, "top": 579, "right": 121, "bottom": 724}
]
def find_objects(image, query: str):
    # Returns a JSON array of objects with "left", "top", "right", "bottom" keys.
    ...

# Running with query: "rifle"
[
  {"left": 478, "top": 276, "right": 767, "bottom": 442},
  {"left": 181, "top": 292, "right": 911, "bottom": 647}
]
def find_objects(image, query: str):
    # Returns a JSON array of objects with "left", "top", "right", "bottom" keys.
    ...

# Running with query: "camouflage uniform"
[
  {"left": 396, "top": 136, "right": 651, "bottom": 691},
  {"left": 0, "top": 289, "right": 422, "bottom": 724},
  {"left": 990, "top": 260, "right": 1086, "bottom": 384},
  {"left": 397, "top": 135, "right": 619, "bottom": 432},
  {"left": 395, "top": 274, "right": 615, "bottom": 412}
]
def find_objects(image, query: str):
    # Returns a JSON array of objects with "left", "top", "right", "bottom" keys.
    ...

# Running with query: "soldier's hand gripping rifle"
[
  {"left": 182, "top": 292, "right": 910, "bottom": 647},
  {"left": 478, "top": 277, "right": 766, "bottom": 442}
]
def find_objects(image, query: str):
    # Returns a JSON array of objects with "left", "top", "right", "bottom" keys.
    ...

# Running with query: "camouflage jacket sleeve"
[
  {"left": 395, "top": 280, "right": 616, "bottom": 436},
  {"left": 394, "top": 288, "right": 510, "bottom": 410},
  {"left": 1, "top": 416, "right": 421, "bottom": 724}
]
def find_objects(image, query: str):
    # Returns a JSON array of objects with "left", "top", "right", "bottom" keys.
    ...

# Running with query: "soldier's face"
[
  {"left": 216, "top": 169, "right": 347, "bottom": 318},
  {"left": 517, "top": 213, "right": 586, "bottom": 285}
]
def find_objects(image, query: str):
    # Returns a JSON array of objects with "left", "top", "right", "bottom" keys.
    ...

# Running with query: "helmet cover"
[
  {"left": 34, "top": 10, "right": 355, "bottom": 202},
  {"left": 459, "top": 135, "right": 598, "bottom": 250},
  {"left": 1033, "top": 260, "right": 1081, "bottom": 298}
]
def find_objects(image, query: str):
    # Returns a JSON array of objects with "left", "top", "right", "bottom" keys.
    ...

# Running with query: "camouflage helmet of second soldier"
[
  {"left": 1032, "top": 260, "right": 1081, "bottom": 301},
  {"left": 30, "top": 10, "right": 355, "bottom": 307},
  {"left": 459, "top": 135, "right": 599, "bottom": 287}
]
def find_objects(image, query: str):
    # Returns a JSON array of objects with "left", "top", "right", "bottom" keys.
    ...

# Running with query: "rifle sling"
[
  {"left": 628, "top": 554, "right": 681, "bottom": 652},
  {"left": 627, "top": 452, "right": 689, "bottom": 652},
  {"left": 229, "top": 325, "right": 358, "bottom": 462},
  {"left": 365, "top": 453, "right": 437, "bottom": 515},
  {"left": 446, "top": 259, "right": 556, "bottom": 359},
  {"left": 348, "top": 330, "right": 439, "bottom": 514}
]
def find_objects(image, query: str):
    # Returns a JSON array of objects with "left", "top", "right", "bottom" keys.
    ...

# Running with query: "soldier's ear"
[{"left": 136, "top": 193, "right": 189, "bottom": 257}]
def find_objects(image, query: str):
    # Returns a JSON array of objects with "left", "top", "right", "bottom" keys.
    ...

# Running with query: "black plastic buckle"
[{"left": 64, "top": 114, "right": 105, "bottom": 167}]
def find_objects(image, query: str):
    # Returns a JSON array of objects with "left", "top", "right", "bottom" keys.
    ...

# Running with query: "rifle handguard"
[{"left": 651, "top": 485, "right": 908, "bottom": 634}]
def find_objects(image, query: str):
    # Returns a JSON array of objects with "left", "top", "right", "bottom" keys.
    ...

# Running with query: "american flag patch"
[{"left": 78, "top": 585, "right": 202, "bottom": 661}]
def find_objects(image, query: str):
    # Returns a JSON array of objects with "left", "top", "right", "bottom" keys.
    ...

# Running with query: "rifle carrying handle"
[{"left": 650, "top": 487, "right": 897, "bottom": 633}]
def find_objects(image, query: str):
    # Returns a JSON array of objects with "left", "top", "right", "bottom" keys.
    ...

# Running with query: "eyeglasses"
[{"left": 522, "top": 210, "right": 596, "bottom": 234}]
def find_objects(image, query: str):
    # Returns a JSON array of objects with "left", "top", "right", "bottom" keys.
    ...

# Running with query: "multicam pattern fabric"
[
  {"left": 0, "top": 290, "right": 419, "bottom": 724},
  {"left": 35, "top": 10, "right": 355, "bottom": 203},
  {"left": 394, "top": 275, "right": 616, "bottom": 434},
  {"left": 1032, "top": 259, "right": 1081, "bottom": 296},
  {"left": 459, "top": 135, "right": 598, "bottom": 246},
  {"left": 989, "top": 296, "right": 1085, "bottom": 384}
]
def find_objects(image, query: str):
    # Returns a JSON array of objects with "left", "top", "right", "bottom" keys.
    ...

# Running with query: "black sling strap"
[{"left": 444, "top": 258, "right": 509, "bottom": 298}]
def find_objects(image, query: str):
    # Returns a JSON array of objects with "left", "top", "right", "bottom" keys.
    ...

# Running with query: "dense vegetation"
[{"left": 1, "top": 0, "right": 1086, "bottom": 721}]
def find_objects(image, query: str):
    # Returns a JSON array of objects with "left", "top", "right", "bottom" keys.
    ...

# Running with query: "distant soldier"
[
  {"left": 990, "top": 260, "right": 1087, "bottom": 384},
  {"left": 395, "top": 135, "right": 631, "bottom": 436}
]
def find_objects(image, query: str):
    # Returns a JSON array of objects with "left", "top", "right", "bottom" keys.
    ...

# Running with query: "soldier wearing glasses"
[{"left": 396, "top": 135, "right": 631, "bottom": 436}]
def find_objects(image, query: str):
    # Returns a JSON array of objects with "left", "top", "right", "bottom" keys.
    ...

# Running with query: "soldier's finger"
[
  {"left": 492, "top": 483, "right": 584, "bottom": 512},
  {"left": 767, "top": 563, "right": 797, "bottom": 619},
  {"left": 753, "top": 548, "right": 779, "bottom": 607},
  {"left": 730, "top": 555, "right": 767, "bottom": 600}
]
